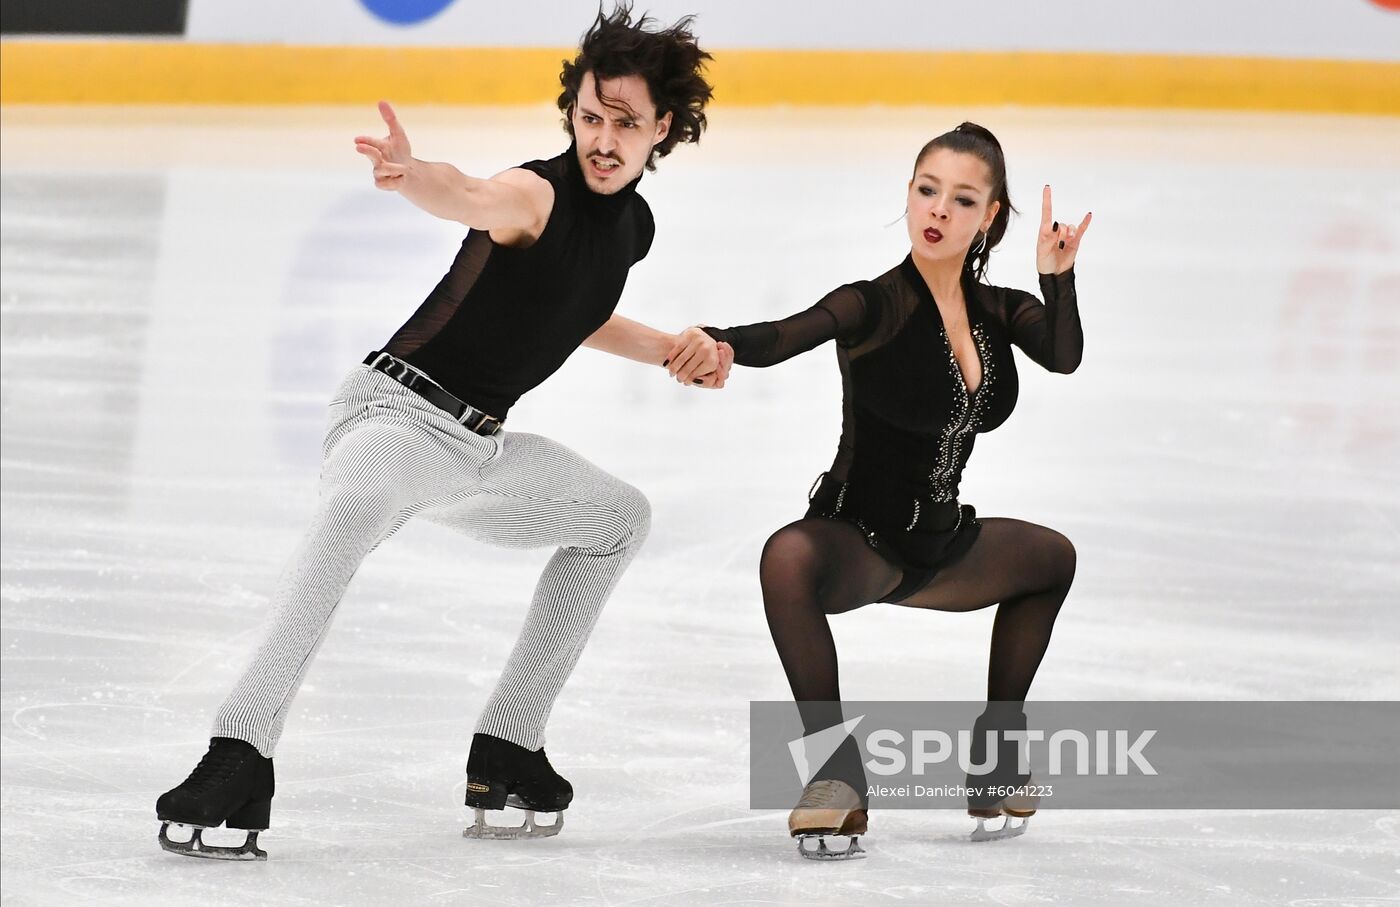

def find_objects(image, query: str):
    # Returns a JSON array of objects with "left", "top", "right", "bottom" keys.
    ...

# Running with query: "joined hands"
[{"left": 665, "top": 327, "right": 734, "bottom": 389}]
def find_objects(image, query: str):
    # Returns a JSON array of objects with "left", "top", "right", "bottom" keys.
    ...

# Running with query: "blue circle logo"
[{"left": 358, "top": 0, "right": 457, "bottom": 26}]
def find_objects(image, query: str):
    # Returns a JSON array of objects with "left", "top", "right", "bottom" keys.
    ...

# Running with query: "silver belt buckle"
[
  {"left": 460, "top": 407, "right": 497, "bottom": 435},
  {"left": 372, "top": 351, "right": 411, "bottom": 383}
]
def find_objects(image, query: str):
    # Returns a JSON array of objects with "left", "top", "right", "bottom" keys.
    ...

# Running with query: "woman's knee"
[
  {"left": 759, "top": 524, "right": 826, "bottom": 595},
  {"left": 1041, "top": 527, "right": 1077, "bottom": 590}
]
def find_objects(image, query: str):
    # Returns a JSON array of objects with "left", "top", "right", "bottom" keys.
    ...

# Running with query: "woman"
[{"left": 667, "top": 122, "right": 1090, "bottom": 856}]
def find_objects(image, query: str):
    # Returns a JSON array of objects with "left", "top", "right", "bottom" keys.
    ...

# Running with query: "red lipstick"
[{"left": 924, "top": 228, "right": 943, "bottom": 243}]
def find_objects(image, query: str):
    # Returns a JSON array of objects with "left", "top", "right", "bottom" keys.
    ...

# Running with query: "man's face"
[{"left": 570, "top": 70, "right": 672, "bottom": 194}]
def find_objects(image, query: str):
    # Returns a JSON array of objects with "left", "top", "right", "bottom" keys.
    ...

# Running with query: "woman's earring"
[{"left": 972, "top": 231, "right": 988, "bottom": 256}]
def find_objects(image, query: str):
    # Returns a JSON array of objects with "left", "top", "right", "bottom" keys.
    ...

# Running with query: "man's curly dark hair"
[{"left": 557, "top": 4, "right": 713, "bottom": 171}]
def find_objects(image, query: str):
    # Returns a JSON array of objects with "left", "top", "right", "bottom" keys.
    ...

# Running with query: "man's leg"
[
  {"left": 421, "top": 431, "right": 651, "bottom": 750},
  {"left": 213, "top": 407, "right": 494, "bottom": 757}
]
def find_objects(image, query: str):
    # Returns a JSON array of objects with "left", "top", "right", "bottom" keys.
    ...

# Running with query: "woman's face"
[{"left": 906, "top": 147, "right": 1001, "bottom": 267}]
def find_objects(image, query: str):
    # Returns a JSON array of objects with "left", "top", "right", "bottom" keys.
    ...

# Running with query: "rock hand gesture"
[{"left": 1036, "top": 185, "right": 1091, "bottom": 275}]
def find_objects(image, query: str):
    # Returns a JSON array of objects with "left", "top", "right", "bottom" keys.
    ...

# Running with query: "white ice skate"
[
  {"left": 968, "top": 784, "right": 1038, "bottom": 842},
  {"left": 969, "top": 812, "right": 1031, "bottom": 842},
  {"left": 789, "top": 779, "right": 868, "bottom": 861}
]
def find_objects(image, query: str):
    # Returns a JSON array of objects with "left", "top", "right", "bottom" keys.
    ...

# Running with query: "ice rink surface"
[{"left": 2, "top": 104, "right": 1399, "bottom": 905}]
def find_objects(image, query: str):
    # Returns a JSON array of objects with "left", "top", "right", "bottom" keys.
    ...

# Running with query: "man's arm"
[
  {"left": 583, "top": 315, "right": 732, "bottom": 388},
  {"left": 354, "top": 101, "right": 552, "bottom": 242}
]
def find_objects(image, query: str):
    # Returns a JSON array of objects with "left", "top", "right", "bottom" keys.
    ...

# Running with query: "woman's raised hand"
[{"left": 1036, "top": 185, "right": 1091, "bottom": 275}]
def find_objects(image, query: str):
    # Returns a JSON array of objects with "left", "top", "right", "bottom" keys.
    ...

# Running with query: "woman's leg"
[
  {"left": 760, "top": 518, "right": 902, "bottom": 800},
  {"left": 893, "top": 517, "right": 1076, "bottom": 702},
  {"left": 759, "top": 518, "right": 903, "bottom": 706}
]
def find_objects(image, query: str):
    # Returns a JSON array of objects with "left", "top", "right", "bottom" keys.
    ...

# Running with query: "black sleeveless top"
[
  {"left": 383, "top": 144, "right": 655, "bottom": 419},
  {"left": 706, "top": 258, "right": 1081, "bottom": 559}
]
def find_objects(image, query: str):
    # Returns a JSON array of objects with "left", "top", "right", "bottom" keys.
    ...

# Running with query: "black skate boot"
[
  {"left": 966, "top": 704, "right": 1037, "bottom": 842},
  {"left": 156, "top": 737, "right": 275, "bottom": 860},
  {"left": 462, "top": 733, "right": 572, "bottom": 840}
]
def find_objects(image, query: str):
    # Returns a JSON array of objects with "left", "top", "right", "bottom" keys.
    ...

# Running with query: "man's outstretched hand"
[{"left": 354, "top": 101, "right": 414, "bottom": 191}]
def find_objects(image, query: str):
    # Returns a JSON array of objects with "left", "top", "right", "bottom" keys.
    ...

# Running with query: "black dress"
[{"left": 705, "top": 256, "right": 1082, "bottom": 601}]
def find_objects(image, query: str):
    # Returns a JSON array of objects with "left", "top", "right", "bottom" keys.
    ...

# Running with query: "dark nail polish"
[
  {"left": 1052, "top": 221, "right": 1059, "bottom": 232},
  {"left": 662, "top": 359, "right": 669, "bottom": 367},
  {"left": 1059, "top": 240, "right": 1065, "bottom": 249},
  {"left": 692, "top": 378, "right": 703, "bottom": 385}
]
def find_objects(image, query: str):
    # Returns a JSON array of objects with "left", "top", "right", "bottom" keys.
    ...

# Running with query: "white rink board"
[{"left": 184, "top": 0, "right": 1400, "bottom": 59}]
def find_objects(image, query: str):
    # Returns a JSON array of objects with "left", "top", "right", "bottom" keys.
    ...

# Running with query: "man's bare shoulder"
[
  {"left": 488, "top": 167, "right": 555, "bottom": 248},
  {"left": 492, "top": 167, "right": 552, "bottom": 196}
]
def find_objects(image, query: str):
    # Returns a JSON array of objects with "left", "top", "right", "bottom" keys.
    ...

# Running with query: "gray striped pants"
[{"left": 212, "top": 365, "right": 651, "bottom": 757}]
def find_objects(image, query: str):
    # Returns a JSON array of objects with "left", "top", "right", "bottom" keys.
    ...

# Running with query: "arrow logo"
[{"left": 787, "top": 715, "right": 865, "bottom": 784}]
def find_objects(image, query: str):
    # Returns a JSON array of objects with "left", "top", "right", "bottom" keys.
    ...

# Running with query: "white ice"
[{"left": 2, "top": 105, "right": 1399, "bottom": 905}]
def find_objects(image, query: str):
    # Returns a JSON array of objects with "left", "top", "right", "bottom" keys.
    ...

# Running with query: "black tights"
[{"left": 760, "top": 516, "right": 1076, "bottom": 724}]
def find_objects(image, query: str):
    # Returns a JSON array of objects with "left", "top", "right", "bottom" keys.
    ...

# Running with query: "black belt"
[{"left": 363, "top": 351, "right": 503, "bottom": 436}]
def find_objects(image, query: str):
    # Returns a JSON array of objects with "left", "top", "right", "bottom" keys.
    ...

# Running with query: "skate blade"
[
  {"left": 795, "top": 833, "right": 866, "bottom": 861},
  {"left": 462, "top": 806, "right": 563, "bottom": 840},
  {"left": 158, "top": 822, "right": 267, "bottom": 861},
  {"left": 969, "top": 815, "right": 1030, "bottom": 843}
]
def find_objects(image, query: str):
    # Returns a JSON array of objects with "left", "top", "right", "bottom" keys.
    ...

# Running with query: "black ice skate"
[
  {"left": 966, "top": 705, "right": 1038, "bottom": 842},
  {"left": 462, "top": 733, "right": 572, "bottom": 840},
  {"left": 156, "top": 737, "right": 275, "bottom": 860}
]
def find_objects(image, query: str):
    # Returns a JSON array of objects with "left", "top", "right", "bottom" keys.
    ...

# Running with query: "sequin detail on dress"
[{"left": 927, "top": 325, "right": 996, "bottom": 503}]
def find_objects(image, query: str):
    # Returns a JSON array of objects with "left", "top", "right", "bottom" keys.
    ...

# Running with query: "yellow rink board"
[{"left": 2, "top": 42, "right": 1396, "bottom": 114}]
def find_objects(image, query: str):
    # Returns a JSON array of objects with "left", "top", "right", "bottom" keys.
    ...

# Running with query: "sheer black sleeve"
[
  {"left": 999, "top": 268, "right": 1083, "bottom": 374},
  {"left": 702, "top": 284, "right": 871, "bottom": 368}
]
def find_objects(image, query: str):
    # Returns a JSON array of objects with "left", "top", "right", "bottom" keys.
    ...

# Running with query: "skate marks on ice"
[
  {"left": 567, "top": 807, "right": 1400, "bottom": 905},
  {"left": 869, "top": 810, "right": 1400, "bottom": 906},
  {"left": 3, "top": 106, "right": 1400, "bottom": 903}
]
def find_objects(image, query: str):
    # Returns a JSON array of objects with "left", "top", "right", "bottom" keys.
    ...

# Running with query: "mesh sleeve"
[
  {"left": 998, "top": 269, "right": 1083, "bottom": 374},
  {"left": 702, "top": 284, "right": 870, "bottom": 368}
]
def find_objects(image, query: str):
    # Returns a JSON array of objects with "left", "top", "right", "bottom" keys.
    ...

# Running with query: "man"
[{"left": 155, "top": 5, "right": 731, "bottom": 860}]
